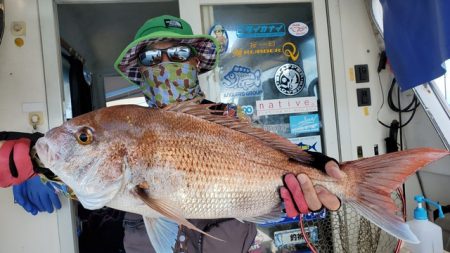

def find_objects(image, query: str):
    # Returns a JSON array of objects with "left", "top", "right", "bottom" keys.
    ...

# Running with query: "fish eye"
[{"left": 76, "top": 127, "right": 94, "bottom": 145}]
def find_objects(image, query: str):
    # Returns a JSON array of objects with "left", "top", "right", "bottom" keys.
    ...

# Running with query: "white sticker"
[
  {"left": 288, "top": 22, "right": 309, "bottom": 37},
  {"left": 262, "top": 124, "right": 290, "bottom": 135},
  {"left": 273, "top": 226, "right": 318, "bottom": 247},
  {"left": 255, "top": 97, "right": 318, "bottom": 117},
  {"left": 274, "top": 64, "right": 305, "bottom": 96}
]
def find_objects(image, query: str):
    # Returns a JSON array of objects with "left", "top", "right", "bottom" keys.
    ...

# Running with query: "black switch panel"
[
  {"left": 355, "top": 64, "right": 369, "bottom": 83},
  {"left": 356, "top": 88, "right": 371, "bottom": 107},
  {"left": 357, "top": 146, "right": 363, "bottom": 158}
]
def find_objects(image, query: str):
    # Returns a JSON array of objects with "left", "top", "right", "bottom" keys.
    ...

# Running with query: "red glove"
[
  {"left": 0, "top": 139, "right": 36, "bottom": 187},
  {"left": 280, "top": 174, "right": 309, "bottom": 217}
]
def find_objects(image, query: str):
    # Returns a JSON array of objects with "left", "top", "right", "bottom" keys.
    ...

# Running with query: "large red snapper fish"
[{"left": 35, "top": 102, "right": 449, "bottom": 253}]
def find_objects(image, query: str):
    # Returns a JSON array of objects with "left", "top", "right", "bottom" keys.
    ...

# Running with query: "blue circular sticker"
[
  {"left": 274, "top": 63, "right": 305, "bottom": 96},
  {"left": 209, "top": 24, "right": 229, "bottom": 54}
]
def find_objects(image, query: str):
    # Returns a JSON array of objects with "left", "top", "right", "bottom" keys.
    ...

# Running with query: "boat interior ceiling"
[{"left": 58, "top": 1, "right": 179, "bottom": 102}]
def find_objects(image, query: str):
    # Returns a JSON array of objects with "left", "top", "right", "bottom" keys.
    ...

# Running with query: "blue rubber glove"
[{"left": 13, "top": 175, "right": 62, "bottom": 215}]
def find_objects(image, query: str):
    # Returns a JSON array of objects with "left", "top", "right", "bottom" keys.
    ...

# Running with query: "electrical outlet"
[
  {"left": 355, "top": 64, "right": 369, "bottom": 83},
  {"left": 357, "top": 88, "right": 371, "bottom": 107},
  {"left": 28, "top": 112, "right": 43, "bottom": 126}
]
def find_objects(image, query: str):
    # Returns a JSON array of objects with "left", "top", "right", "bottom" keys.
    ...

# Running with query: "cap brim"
[{"left": 114, "top": 31, "right": 220, "bottom": 85}]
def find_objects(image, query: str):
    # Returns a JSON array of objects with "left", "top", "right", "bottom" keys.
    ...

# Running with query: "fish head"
[{"left": 36, "top": 108, "right": 136, "bottom": 210}]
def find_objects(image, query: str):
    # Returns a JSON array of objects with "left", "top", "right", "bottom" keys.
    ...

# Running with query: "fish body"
[
  {"left": 37, "top": 105, "right": 332, "bottom": 217},
  {"left": 36, "top": 103, "right": 449, "bottom": 252}
]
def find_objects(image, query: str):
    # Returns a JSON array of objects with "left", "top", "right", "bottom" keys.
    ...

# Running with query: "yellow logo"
[
  {"left": 232, "top": 48, "right": 244, "bottom": 57},
  {"left": 282, "top": 42, "right": 299, "bottom": 61}
]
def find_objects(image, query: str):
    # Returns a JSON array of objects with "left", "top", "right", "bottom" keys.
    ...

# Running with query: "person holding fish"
[
  {"left": 112, "top": 15, "right": 344, "bottom": 253},
  {"left": 0, "top": 14, "right": 343, "bottom": 253}
]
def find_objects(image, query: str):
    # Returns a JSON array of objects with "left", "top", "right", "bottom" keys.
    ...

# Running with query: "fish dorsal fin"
[
  {"left": 143, "top": 217, "right": 178, "bottom": 253},
  {"left": 162, "top": 96, "right": 205, "bottom": 112},
  {"left": 133, "top": 186, "right": 224, "bottom": 242},
  {"left": 164, "top": 100, "right": 313, "bottom": 164}
]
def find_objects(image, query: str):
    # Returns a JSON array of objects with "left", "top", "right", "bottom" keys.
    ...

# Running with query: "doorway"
[{"left": 56, "top": 1, "right": 179, "bottom": 252}]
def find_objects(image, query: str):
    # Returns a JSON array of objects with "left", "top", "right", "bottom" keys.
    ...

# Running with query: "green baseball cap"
[{"left": 114, "top": 15, "right": 220, "bottom": 85}]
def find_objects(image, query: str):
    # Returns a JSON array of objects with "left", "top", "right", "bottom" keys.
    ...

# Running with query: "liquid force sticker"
[
  {"left": 274, "top": 63, "right": 305, "bottom": 96},
  {"left": 288, "top": 22, "right": 309, "bottom": 37},
  {"left": 289, "top": 114, "right": 320, "bottom": 134}
]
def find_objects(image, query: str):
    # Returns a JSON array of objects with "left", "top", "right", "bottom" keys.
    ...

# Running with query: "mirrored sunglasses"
[{"left": 138, "top": 45, "right": 196, "bottom": 66}]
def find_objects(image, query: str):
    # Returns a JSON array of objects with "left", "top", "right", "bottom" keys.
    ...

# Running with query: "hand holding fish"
[{"left": 281, "top": 160, "right": 344, "bottom": 217}]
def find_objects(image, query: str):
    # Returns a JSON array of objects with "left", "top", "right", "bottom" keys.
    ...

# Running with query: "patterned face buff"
[{"left": 139, "top": 62, "right": 202, "bottom": 108}]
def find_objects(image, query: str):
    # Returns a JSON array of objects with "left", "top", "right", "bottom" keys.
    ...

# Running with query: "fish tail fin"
[{"left": 340, "top": 147, "right": 449, "bottom": 243}]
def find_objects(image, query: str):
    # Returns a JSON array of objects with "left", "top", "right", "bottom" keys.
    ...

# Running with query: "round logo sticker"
[
  {"left": 288, "top": 22, "right": 309, "bottom": 37},
  {"left": 274, "top": 64, "right": 305, "bottom": 96}
]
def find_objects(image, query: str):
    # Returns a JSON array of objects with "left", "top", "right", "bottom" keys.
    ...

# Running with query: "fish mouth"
[
  {"left": 35, "top": 138, "right": 125, "bottom": 210},
  {"left": 35, "top": 138, "right": 60, "bottom": 168}
]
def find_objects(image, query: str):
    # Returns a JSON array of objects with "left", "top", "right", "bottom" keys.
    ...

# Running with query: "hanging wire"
[
  {"left": 394, "top": 187, "right": 407, "bottom": 253},
  {"left": 377, "top": 75, "right": 420, "bottom": 129}
]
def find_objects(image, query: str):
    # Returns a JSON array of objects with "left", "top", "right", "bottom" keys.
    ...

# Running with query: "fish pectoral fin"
[
  {"left": 143, "top": 217, "right": 179, "bottom": 253},
  {"left": 133, "top": 186, "right": 224, "bottom": 242},
  {"left": 242, "top": 203, "right": 284, "bottom": 224},
  {"left": 243, "top": 216, "right": 284, "bottom": 224}
]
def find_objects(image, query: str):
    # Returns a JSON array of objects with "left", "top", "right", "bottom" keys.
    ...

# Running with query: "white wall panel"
[{"left": 329, "top": 0, "right": 399, "bottom": 160}]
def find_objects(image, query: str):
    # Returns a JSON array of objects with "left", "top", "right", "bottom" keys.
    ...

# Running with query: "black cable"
[
  {"left": 377, "top": 76, "right": 420, "bottom": 129},
  {"left": 387, "top": 79, "right": 420, "bottom": 113},
  {"left": 376, "top": 73, "right": 390, "bottom": 128}
]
